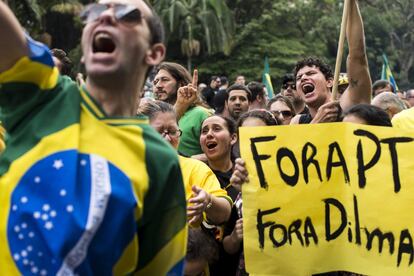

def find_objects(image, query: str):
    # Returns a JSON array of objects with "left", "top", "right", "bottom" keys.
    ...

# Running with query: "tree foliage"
[
  {"left": 153, "top": 0, "right": 235, "bottom": 70},
  {"left": 363, "top": 0, "right": 414, "bottom": 87},
  {"left": 8, "top": 0, "right": 414, "bottom": 89}
]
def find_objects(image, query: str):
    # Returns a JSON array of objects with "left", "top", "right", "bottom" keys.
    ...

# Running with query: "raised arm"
[
  {"left": 0, "top": 1, "right": 28, "bottom": 73},
  {"left": 340, "top": 0, "right": 372, "bottom": 110}
]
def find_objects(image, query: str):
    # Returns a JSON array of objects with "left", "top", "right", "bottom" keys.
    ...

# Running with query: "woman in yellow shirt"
[{"left": 139, "top": 100, "right": 232, "bottom": 226}]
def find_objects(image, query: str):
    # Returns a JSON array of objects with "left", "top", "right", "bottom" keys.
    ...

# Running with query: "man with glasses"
[
  {"left": 0, "top": 1, "right": 186, "bottom": 275},
  {"left": 280, "top": 73, "right": 308, "bottom": 115}
]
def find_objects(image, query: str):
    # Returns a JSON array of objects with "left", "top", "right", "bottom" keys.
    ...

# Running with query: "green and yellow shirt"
[{"left": 0, "top": 37, "right": 187, "bottom": 275}]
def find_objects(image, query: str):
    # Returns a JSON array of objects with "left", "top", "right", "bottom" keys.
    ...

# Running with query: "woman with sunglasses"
[
  {"left": 139, "top": 101, "right": 232, "bottom": 227},
  {"left": 267, "top": 95, "right": 296, "bottom": 125}
]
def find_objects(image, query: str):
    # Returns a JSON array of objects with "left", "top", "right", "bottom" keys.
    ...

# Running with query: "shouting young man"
[
  {"left": 291, "top": 0, "right": 371, "bottom": 124},
  {"left": 0, "top": 1, "right": 186, "bottom": 274}
]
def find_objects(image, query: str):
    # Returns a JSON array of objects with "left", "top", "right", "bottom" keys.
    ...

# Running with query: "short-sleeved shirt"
[
  {"left": 178, "top": 105, "right": 211, "bottom": 156},
  {"left": 0, "top": 37, "right": 187, "bottom": 275},
  {"left": 179, "top": 156, "right": 231, "bottom": 204},
  {"left": 392, "top": 107, "right": 414, "bottom": 129}
]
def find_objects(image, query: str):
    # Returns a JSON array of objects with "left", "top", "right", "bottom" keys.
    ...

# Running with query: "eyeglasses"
[
  {"left": 158, "top": 129, "right": 182, "bottom": 137},
  {"left": 80, "top": 3, "right": 143, "bottom": 26},
  {"left": 271, "top": 110, "right": 293, "bottom": 118},
  {"left": 282, "top": 83, "right": 296, "bottom": 90}
]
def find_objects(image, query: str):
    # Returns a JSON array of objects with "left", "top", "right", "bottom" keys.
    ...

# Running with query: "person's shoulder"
[
  {"left": 393, "top": 107, "right": 414, "bottom": 119},
  {"left": 184, "top": 105, "right": 212, "bottom": 118},
  {"left": 290, "top": 114, "right": 301, "bottom": 124},
  {"left": 392, "top": 107, "right": 414, "bottom": 128},
  {"left": 392, "top": 107, "right": 414, "bottom": 123},
  {"left": 179, "top": 155, "right": 211, "bottom": 171},
  {"left": 189, "top": 105, "right": 210, "bottom": 113},
  {"left": 56, "top": 75, "right": 78, "bottom": 91}
]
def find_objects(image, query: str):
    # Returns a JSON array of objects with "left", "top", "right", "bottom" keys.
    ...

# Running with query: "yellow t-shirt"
[
  {"left": 392, "top": 107, "right": 414, "bottom": 129},
  {"left": 179, "top": 155, "right": 232, "bottom": 204}
]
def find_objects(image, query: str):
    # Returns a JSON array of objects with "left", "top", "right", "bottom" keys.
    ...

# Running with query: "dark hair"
[
  {"left": 156, "top": 62, "right": 192, "bottom": 87},
  {"left": 138, "top": 100, "right": 176, "bottom": 121},
  {"left": 282, "top": 73, "right": 295, "bottom": 85},
  {"left": 202, "top": 115, "right": 237, "bottom": 135},
  {"left": 186, "top": 228, "right": 218, "bottom": 263},
  {"left": 226, "top": 84, "right": 252, "bottom": 102},
  {"left": 50, "top": 48, "right": 72, "bottom": 76},
  {"left": 238, "top": 109, "right": 278, "bottom": 127},
  {"left": 293, "top": 57, "right": 333, "bottom": 81},
  {"left": 210, "top": 75, "right": 220, "bottom": 82},
  {"left": 220, "top": 76, "right": 228, "bottom": 86},
  {"left": 247, "top": 81, "right": 265, "bottom": 102},
  {"left": 213, "top": 90, "right": 229, "bottom": 114},
  {"left": 143, "top": 0, "right": 165, "bottom": 45},
  {"left": 267, "top": 95, "right": 296, "bottom": 116},
  {"left": 342, "top": 104, "right": 392, "bottom": 127},
  {"left": 372, "top": 79, "right": 394, "bottom": 93}
]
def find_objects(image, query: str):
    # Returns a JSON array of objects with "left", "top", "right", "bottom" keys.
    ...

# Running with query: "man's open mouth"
[
  {"left": 302, "top": 83, "right": 315, "bottom": 94},
  {"left": 93, "top": 32, "right": 116, "bottom": 53}
]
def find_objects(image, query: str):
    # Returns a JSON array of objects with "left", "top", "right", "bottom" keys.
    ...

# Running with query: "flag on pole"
[
  {"left": 381, "top": 54, "right": 399, "bottom": 92},
  {"left": 262, "top": 56, "right": 274, "bottom": 98}
]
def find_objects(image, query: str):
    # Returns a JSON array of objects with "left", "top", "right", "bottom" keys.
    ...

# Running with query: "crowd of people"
[{"left": 0, "top": 0, "right": 413, "bottom": 275}]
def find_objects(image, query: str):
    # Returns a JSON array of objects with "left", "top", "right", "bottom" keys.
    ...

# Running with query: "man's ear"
[
  {"left": 327, "top": 78, "right": 334, "bottom": 88},
  {"left": 225, "top": 100, "right": 229, "bottom": 111},
  {"left": 145, "top": 43, "right": 166, "bottom": 66},
  {"left": 230, "top": 133, "right": 238, "bottom": 146}
]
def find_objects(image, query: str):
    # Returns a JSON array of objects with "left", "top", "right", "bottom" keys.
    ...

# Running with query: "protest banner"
[{"left": 239, "top": 123, "right": 414, "bottom": 275}]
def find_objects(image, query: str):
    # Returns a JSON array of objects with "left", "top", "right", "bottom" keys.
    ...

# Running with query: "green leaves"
[{"left": 154, "top": 0, "right": 235, "bottom": 70}]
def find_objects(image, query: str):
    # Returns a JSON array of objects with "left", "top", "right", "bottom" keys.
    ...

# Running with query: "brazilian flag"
[
  {"left": 381, "top": 54, "right": 399, "bottom": 92},
  {"left": 262, "top": 56, "right": 274, "bottom": 98}
]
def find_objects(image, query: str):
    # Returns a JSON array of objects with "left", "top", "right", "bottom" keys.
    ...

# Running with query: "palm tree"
[
  {"left": 153, "top": 0, "right": 235, "bottom": 70},
  {"left": 8, "top": 0, "right": 82, "bottom": 35}
]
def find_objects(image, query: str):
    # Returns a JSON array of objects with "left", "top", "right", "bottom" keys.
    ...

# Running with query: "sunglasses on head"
[
  {"left": 80, "top": 3, "right": 143, "bottom": 26},
  {"left": 282, "top": 83, "right": 296, "bottom": 90},
  {"left": 271, "top": 110, "right": 293, "bottom": 117}
]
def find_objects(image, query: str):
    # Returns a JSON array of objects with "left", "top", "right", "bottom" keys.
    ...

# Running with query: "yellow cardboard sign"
[{"left": 239, "top": 123, "right": 414, "bottom": 276}]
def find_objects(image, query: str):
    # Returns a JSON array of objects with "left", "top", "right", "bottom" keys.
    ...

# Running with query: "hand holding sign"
[
  {"left": 232, "top": 218, "right": 244, "bottom": 242},
  {"left": 230, "top": 158, "right": 249, "bottom": 192},
  {"left": 310, "top": 101, "right": 341, "bottom": 123}
]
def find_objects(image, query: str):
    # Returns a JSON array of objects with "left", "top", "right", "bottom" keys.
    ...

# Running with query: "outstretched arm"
[
  {"left": 340, "top": 0, "right": 372, "bottom": 110},
  {"left": 187, "top": 185, "right": 231, "bottom": 225},
  {"left": 0, "top": 1, "right": 28, "bottom": 73}
]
